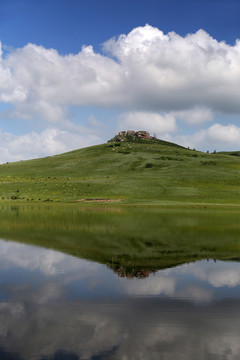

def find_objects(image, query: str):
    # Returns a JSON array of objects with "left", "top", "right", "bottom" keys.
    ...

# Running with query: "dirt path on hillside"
[{"left": 77, "top": 198, "right": 122, "bottom": 203}]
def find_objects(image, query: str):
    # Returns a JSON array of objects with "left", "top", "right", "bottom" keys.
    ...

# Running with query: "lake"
[{"left": 0, "top": 204, "right": 239, "bottom": 359}]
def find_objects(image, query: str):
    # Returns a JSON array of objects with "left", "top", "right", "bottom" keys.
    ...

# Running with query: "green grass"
[{"left": 0, "top": 139, "right": 240, "bottom": 204}]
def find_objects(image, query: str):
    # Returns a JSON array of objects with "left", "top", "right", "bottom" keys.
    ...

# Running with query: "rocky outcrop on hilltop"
[
  {"left": 107, "top": 130, "right": 185, "bottom": 148},
  {"left": 108, "top": 130, "right": 155, "bottom": 143}
]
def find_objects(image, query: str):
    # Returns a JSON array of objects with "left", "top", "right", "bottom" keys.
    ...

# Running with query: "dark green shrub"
[{"left": 145, "top": 163, "right": 153, "bottom": 168}]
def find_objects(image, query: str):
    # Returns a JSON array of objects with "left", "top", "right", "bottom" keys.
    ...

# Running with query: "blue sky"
[
  {"left": 2, "top": 0, "right": 240, "bottom": 51},
  {"left": 0, "top": 0, "right": 240, "bottom": 161}
]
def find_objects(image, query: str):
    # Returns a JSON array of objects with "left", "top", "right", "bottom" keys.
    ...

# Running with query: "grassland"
[{"left": 0, "top": 138, "right": 239, "bottom": 204}]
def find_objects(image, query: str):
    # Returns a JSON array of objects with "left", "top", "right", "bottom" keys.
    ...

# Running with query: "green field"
[{"left": 0, "top": 137, "right": 239, "bottom": 204}]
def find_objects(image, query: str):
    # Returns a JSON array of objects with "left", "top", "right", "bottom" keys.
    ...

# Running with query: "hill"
[
  {"left": 0, "top": 131, "right": 240, "bottom": 204},
  {"left": 0, "top": 204, "right": 240, "bottom": 276}
]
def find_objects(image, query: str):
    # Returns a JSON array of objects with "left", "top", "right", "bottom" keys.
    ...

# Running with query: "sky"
[{"left": 0, "top": 0, "right": 240, "bottom": 162}]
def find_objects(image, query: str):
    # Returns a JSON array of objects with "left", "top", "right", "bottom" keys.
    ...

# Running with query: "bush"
[
  {"left": 10, "top": 195, "right": 20, "bottom": 200},
  {"left": 145, "top": 163, "right": 153, "bottom": 168}
]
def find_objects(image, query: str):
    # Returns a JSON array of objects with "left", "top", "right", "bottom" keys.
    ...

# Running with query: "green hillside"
[{"left": 0, "top": 136, "right": 240, "bottom": 204}]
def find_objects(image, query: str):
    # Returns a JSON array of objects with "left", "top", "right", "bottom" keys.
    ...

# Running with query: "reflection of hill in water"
[
  {"left": 0, "top": 204, "right": 240, "bottom": 272},
  {"left": 110, "top": 264, "right": 155, "bottom": 278},
  {"left": 1, "top": 257, "right": 240, "bottom": 360}
]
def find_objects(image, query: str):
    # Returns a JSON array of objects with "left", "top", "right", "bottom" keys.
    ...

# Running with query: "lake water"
[{"left": 0, "top": 238, "right": 240, "bottom": 360}]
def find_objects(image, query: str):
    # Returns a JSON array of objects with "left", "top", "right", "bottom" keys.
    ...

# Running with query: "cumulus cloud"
[
  {"left": 119, "top": 111, "right": 177, "bottom": 135},
  {"left": 173, "top": 123, "right": 240, "bottom": 151},
  {"left": 207, "top": 123, "right": 240, "bottom": 143},
  {"left": 104, "top": 25, "right": 240, "bottom": 113},
  {"left": 1, "top": 25, "right": 240, "bottom": 158},
  {"left": 0, "top": 127, "right": 102, "bottom": 163},
  {"left": 0, "top": 41, "right": 125, "bottom": 120},
  {"left": 1, "top": 25, "right": 240, "bottom": 122},
  {"left": 173, "top": 107, "right": 214, "bottom": 124}
]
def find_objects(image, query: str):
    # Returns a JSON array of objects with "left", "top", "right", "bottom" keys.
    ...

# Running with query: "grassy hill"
[
  {"left": 0, "top": 137, "right": 240, "bottom": 204},
  {"left": 0, "top": 135, "right": 240, "bottom": 272}
]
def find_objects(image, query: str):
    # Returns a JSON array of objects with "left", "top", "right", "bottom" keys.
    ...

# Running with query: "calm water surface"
[{"left": 0, "top": 239, "right": 239, "bottom": 360}]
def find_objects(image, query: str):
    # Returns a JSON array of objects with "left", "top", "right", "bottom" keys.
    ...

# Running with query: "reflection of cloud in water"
[
  {"left": 176, "top": 285, "right": 213, "bottom": 303},
  {"left": 208, "top": 269, "right": 240, "bottom": 288},
  {"left": 0, "top": 239, "right": 101, "bottom": 276},
  {"left": 0, "top": 240, "right": 240, "bottom": 358},
  {"left": 182, "top": 261, "right": 240, "bottom": 288},
  {"left": 207, "top": 334, "right": 240, "bottom": 359},
  {"left": 32, "top": 282, "right": 64, "bottom": 304},
  {"left": 0, "top": 298, "right": 239, "bottom": 359},
  {"left": 121, "top": 274, "right": 176, "bottom": 296}
]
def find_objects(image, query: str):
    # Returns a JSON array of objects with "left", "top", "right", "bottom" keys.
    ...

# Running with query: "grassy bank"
[{"left": 0, "top": 139, "right": 240, "bottom": 204}]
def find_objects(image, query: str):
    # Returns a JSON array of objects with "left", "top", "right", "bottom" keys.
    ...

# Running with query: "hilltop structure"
[{"left": 108, "top": 130, "right": 156, "bottom": 143}]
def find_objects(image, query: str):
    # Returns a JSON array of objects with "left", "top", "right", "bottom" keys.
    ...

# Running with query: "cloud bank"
[
  {"left": 1, "top": 25, "right": 240, "bottom": 115},
  {"left": 174, "top": 123, "right": 240, "bottom": 151},
  {"left": 0, "top": 127, "right": 102, "bottom": 162},
  {"left": 1, "top": 24, "right": 240, "bottom": 159},
  {"left": 119, "top": 111, "right": 177, "bottom": 135}
]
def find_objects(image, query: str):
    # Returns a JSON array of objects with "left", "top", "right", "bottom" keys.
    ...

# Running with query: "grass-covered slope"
[{"left": 0, "top": 139, "right": 240, "bottom": 204}]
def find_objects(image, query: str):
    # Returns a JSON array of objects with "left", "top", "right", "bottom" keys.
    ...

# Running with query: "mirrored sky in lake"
[{"left": 0, "top": 239, "right": 240, "bottom": 360}]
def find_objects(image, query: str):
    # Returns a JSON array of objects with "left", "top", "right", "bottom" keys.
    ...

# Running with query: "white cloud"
[
  {"left": 104, "top": 25, "right": 240, "bottom": 113},
  {"left": 173, "top": 107, "right": 213, "bottom": 124},
  {"left": 119, "top": 111, "right": 177, "bottom": 135},
  {"left": 173, "top": 123, "right": 240, "bottom": 151},
  {"left": 0, "top": 127, "right": 102, "bottom": 163},
  {"left": 207, "top": 123, "right": 240, "bottom": 143},
  {"left": 1, "top": 26, "right": 240, "bottom": 158},
  {"left": 1, "top": 41, "right": 125, "bottom": 121},
  {"left": 1, "top": 25, "right": 240, "bottom": 123}
]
